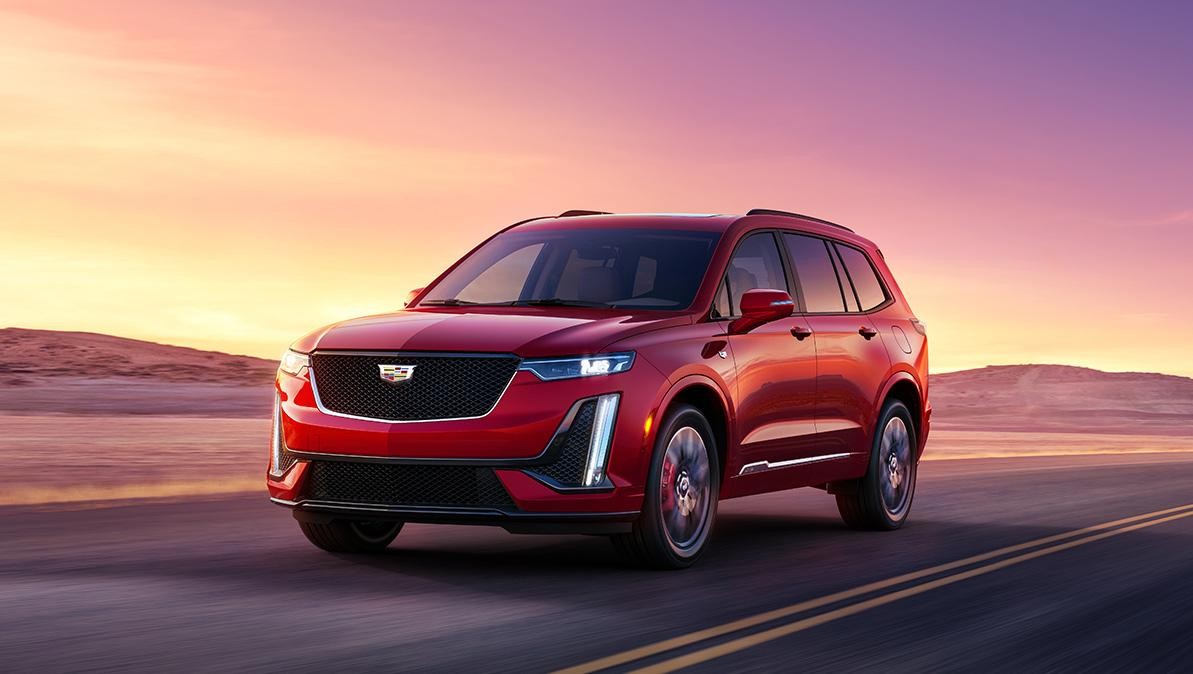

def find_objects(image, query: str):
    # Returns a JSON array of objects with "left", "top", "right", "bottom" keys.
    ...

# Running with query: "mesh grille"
[
  {"left": 275, "top": 448, "right": 299, "bottom": 475},
  {"left": 310, "top": 353, "right": 519, "bottom": 421},
  {"left": 530, "top": 400, "right": 596, "bottom": 486},
  {"left": 302, "top": 461, "right": 515, "bottom": 509}
]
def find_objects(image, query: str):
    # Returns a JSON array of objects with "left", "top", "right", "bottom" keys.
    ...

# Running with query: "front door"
[{"left": 721, "top": 232, "right": 819, "bottom": 477}]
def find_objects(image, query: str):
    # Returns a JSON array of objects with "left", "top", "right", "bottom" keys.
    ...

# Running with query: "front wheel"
[
  {"left": 613, "top": 405, "right": 720, "bottom": 569},
  {"left": 298, "top": 519, "right": 403, "bottom": 553},
  {"left": 836, "top": 399, "right": 918, "bottom": 530}
]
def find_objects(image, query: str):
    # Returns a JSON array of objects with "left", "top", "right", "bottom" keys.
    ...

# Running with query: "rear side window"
[
  {"left": 782, "top": 234, "right": 845, "bottom": 313},
  {"left": 835, "top": 243, "right": 888, "bottom": 311},
  {"left": 726, "top": 233, "right": 789, "bottom": 315}
]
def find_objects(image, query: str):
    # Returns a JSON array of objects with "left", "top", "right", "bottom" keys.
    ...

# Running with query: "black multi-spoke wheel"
[
  {"left": 837, "top": 399, "right": 918, "bottom": 530},
  {"left": 298, "top": 519, "right": 403, "bottom": 553},
  {"left": 613, "top": 405, "right": 720, "bottom": 569}
]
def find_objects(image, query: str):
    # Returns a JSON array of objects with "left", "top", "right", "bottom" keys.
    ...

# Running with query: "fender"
[{"left": 646, "top": 372, "right": 735, "bottom": 455}]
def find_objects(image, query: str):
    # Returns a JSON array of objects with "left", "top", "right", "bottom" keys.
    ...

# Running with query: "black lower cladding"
[
  {"left": 302, "top": 460, "right": 515, "bottom": 509},
  {"left": 530, "top": 399, "right": 597, "bottom": 486}
]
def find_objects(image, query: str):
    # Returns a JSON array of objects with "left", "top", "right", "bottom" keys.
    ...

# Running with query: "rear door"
[
  {"left": 720, "top": 231, "right": 818, "bottom": 477},
  {"left": 782, "top": 233, "right": 891, "bottom": 466}
]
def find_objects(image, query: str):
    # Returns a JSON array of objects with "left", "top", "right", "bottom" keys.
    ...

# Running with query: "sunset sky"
[{"left": 2, "top": 1, "right": 1191, "bottom": 375}]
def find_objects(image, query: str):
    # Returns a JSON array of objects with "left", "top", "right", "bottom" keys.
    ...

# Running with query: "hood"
[{"left": 293, "top": 308, "right": 692, "bottom": 357}]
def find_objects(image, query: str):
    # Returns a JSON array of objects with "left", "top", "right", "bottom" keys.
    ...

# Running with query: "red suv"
[{"left": 269, "top": 209, "right": 929, "bottom": 568}]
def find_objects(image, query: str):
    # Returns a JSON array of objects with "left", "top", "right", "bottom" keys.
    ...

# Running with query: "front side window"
[
  {"left": 420, "top": 228, "right": 721, "bottom": 310},
  {"left": 835, "top": 243, "right": 888, "bottom": 311},
  {"left": 725, "top": 232, "right": 788, "bottom": 315},
  {"left": 783, "top": 233, "right": 845, "bottom": 313}
]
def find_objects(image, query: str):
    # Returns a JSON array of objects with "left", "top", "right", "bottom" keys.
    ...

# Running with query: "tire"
[
  {"left": 298, "top": 519, "right": 403, "bottom": 553},
  {"left": 836, "top": 399, "right": 918, "bottom": 530},
  {"left": 613, "top": 405, "right": 720, "bottom": 569}
]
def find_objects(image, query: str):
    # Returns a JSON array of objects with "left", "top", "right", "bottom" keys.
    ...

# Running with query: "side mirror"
[
  {"left": 729, "top": 289, "right": 794, "bottom": 334},
  {"left": 403, "top": 287, "right": 425, "bottom": 307}
]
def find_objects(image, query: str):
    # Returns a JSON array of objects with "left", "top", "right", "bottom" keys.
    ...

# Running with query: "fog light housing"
[{"left": 582, "top": 393, "right": 620, "bottom": 487}]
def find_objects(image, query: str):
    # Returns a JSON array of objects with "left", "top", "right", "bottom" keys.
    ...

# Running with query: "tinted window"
[
  {"left": 835, "top": 245, "right": 861, "bottom": 312},
  {"left": 726, "top": 233, "right": 788, "bottom": 315},
  {"left": 422, "top": 228, "right": 721, "bottom": 310},
  {"left": 782, "top": 234, "right": 845, "bottom": 313},
  {"left": 835, "top": 243, "right": 887, "bottom": 311}
]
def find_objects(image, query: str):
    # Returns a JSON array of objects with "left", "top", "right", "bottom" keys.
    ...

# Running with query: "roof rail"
[
  {"left": 745, "top": 208, "right": 854, "bottom": 233},
  {"left": 557, "top": 209, "right": 612, "bottom": 217}
]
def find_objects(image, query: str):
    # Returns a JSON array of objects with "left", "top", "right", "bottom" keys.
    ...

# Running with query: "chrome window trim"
[
  {"left": 737, "top": 452, "right": 852, "bottom": 476},
  {"left": 307, "top": 350, "right": 521, "bottom": 424}
]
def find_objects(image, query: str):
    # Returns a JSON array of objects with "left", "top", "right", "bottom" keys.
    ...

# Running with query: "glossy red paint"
[{"left": 268, "top": 211, "right": 929, "bottom": 538}]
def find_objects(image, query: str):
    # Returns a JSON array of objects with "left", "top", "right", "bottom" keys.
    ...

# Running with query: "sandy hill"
[
  {"left": 0, "top": 328, "right": 276, "bottom": 385},
  {"left": 931, "top": 364, "right": 1193, "bottom": 435},
  {"left": 0, "top": 328, "right": 276, "bottom": 416}
]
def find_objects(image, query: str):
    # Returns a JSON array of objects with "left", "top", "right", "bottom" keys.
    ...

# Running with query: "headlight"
[
  {"left": 519, "top": 352, "right": 634, "bottom": 381},
  {"left": 278, "top": 349, "right": 310, "bottom": 376}
]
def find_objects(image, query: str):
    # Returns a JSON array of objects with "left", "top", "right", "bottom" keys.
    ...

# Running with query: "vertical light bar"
[
  {"left": 583, "top": 393, "right": 620, "bottom": 487},
  {"left": 269, "top": 394, "right": 285, "bottom": 478}
]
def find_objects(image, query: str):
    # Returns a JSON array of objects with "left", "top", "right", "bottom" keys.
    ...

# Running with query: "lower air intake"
[{"left": 302, "top": 461, "right": 515, "bottom": 509}]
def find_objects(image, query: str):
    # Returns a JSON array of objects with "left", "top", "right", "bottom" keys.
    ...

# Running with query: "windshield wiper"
[
  {"left": 419, "top": 295, "right": 489, "bottom": 303},
  {"left": 513, "top": 298, "right": 610, "bottom": 308}
]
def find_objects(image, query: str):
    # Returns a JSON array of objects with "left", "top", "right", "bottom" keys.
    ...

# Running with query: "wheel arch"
[
  {"left": 878, "top": 371, "right": 926, "bottom": 457},
  {"left": 654, "top": 375, "right": 733, "bottom": 484}
]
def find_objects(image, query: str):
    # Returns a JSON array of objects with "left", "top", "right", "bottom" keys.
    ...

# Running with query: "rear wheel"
[
  {"left": 836, "top": 399, "right": 918, "bottom": 530},
  {"left": 613, "top": 405, "right": 720, "bottom": 569},
  {"left": 298, "top": 519, "right": 403, "bottom": 553}
]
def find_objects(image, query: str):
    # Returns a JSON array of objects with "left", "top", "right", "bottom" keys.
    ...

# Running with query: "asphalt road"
[{"left": 3, "top": 454, "right": 1193, "bottom": 673}]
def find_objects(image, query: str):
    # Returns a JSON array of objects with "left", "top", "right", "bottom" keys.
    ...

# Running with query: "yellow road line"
[
  {"left": 634, "top": 508, "right": 1193, "bottom": 673},
  {"left": 556, "top": 503, "right": 1193, "bottom": 674}
]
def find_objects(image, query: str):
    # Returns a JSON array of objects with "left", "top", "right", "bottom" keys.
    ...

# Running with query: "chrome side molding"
[{"left": 738, "top": 452, "right": 852, "bottom": 476}]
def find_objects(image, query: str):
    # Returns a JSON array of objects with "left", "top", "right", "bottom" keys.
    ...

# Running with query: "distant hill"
[
  {"left": 2, "top": 329, "right": 1191, "bottom": 433},
  {"left": 0, "top": 328, "right": 275, "bottom": 416},
  {"left": 0, "top": 328, "right": 275, "bottom": 385},
  {"left": 931, "top": 364, "right": 1193, "bottom": 436}
]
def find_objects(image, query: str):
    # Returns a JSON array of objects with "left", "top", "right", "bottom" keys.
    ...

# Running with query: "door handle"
[
  {"left": 791, "top": 326, "right": 813, "bottom": 341},
  {"left": 858, "top": 326, "right": 878, "bottom": 340}
]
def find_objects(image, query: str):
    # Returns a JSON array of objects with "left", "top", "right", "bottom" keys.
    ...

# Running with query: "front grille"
[
  {"left": 310, "top": 352, "right": 519, "bottom": 421},
  {"left": 302, "top": 461, "right": 515, "bottom": 509},
  {"left": 530, "top": 399, "right": 596, "bottom": 486}
]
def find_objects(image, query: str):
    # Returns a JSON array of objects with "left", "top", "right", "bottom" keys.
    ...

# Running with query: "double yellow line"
[{"left": 558, "top": 503, "right": 1193, "bottom": 674}]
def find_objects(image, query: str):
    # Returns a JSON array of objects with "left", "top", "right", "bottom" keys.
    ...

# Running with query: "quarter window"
[
  {"left": 726, "top": 233, "right": 788, "bottom": 315},
  {"left": 835, "top": 244, "right": 888, "bottom": 311},
  {"left": 711, "top": 279, "right": 731, "bottom": 319},
  {"left": 782, "top": 234, "right": 845, "bottom": 313}
]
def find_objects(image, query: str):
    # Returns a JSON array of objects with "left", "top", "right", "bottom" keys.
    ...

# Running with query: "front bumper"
[{"left": 267, "top": 353, "right": 671, "bottom": 519}]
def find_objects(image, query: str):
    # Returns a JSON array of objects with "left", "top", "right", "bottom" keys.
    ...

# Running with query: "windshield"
[{"left": 419, "top": 228, "right": 722, "bottom": 310}]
